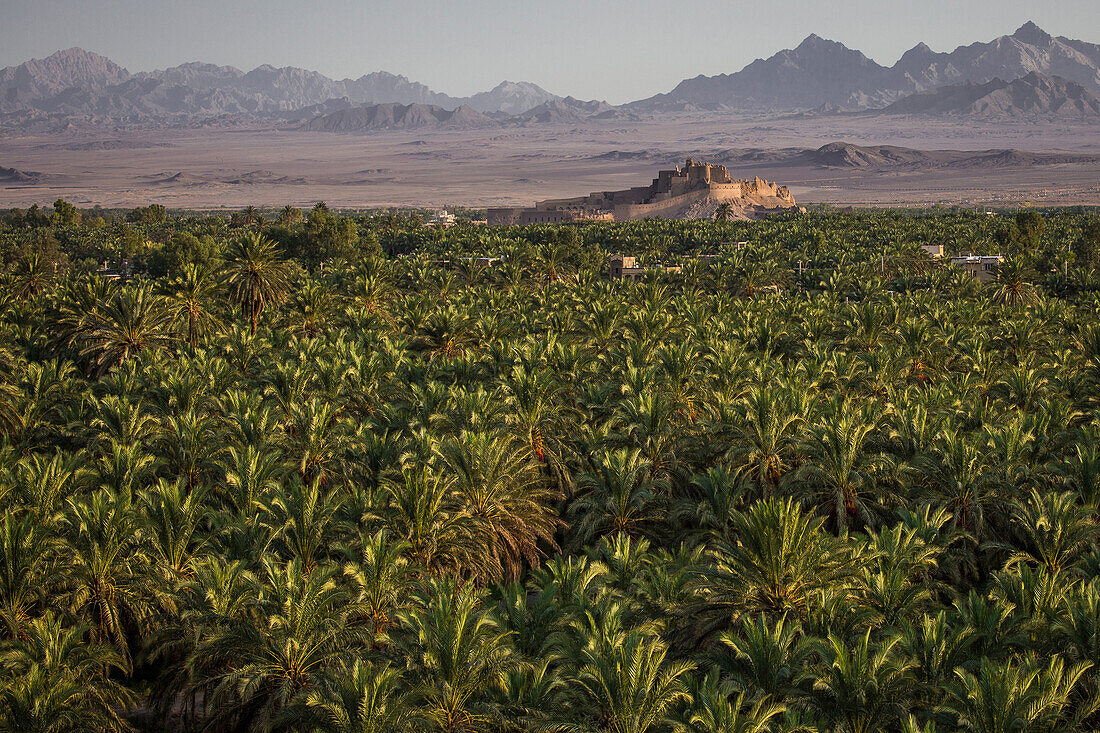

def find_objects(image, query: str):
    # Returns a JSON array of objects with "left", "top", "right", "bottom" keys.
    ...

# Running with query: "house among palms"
[{"left": 948, "top": 254, "right": 1003, "bottom": 282}]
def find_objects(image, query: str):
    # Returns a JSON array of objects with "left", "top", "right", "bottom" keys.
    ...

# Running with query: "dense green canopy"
[{"left": 0, "top": 201, "right": 1098, "bottom": 731}]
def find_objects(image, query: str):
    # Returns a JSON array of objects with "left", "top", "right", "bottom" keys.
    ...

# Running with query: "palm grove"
[{"left": 0, "top": 201, "right": 1100, "bottom": 732}]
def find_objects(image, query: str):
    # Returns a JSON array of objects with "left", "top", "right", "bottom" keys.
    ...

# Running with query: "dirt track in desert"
[{"left": 1, "top": 114, "right": 1098, "bottom": 210}]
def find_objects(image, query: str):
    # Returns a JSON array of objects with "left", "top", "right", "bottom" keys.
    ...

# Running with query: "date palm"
[
  {"left": 570, "top": 449, "right": 658, "bottom": 548},
  {"left": 165, "top": 262, "right": 222, "bottom": 348},
  {"left": 60, "top": 490, "right": 156, "bottom": 669},
  {"left": 190, "top": 558, "right": 357, "bottom": 732},
  {"left": 942, "top": 655, "right": 1092, "bottom": 733},
  {"left": 712, "top": 613, "right": 812, "bottom": 702},
  {"left": 0, "top": 613, "right": 135, "bottom": 733},
  {"left": 223, "top": 232, "right": 292, "bottom": 334},
  {"left": 441, "top": 429, "right": 559, "bottom": 583},
  {"left": 0, "top": 515, "right": 56, "bottom": 638},
  {"left": 398, "top": 577, "right": 515, "bottom": 732},
  {"left": 802, "top": 631, "right": 915, "bottom": 733},
  {"left": 258, "top": 477, "right": 346, "bottom": 574},
  {"left": 1003, "top": 490, "right": 1097, "bottom": 575},
  {"left": 342, "top": 530, "right": 412, "bottom": 645},
  {"left": 726, "top": 387, "right": 803, "bottom": 498},
  {"left": 281, "top": 660, "right": 414, "bottom": 733},
  {"left": 684, "top": 670, "right": 785, "bottom": 733},
  {"left": 75, "top": 284, "right": 174, "bottom": 376},
  {"left": 688, "top": 498, "right": 858, "bottom": 631},
  {"left": 792, "top": 405, "right": 888, "bottom": 532},
  {"left": 140, "top": 478, "right": 209, "bottom": 586},
  {"left": 573, "top": 629, "right": 693, "bottom": 733}
]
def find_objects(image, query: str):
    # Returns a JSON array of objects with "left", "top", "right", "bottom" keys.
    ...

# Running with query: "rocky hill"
[
  {"left": 634, "top": 22, "right": 1100, "bottom": 112},
  {"left": 876, "top": 72, "right": 1100, "bottom": 119}
]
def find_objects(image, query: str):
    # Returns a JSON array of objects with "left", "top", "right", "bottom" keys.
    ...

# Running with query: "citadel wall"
[{"left": 485, "top": 160, "right": 795, "bottom": 225}]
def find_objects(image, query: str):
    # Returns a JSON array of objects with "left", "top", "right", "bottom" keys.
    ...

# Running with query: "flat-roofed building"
[{"left": 949, "top": 254, "right": 1002, "bottom": 282}]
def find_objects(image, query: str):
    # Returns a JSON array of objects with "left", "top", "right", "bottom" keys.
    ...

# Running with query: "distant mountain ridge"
[
  {"left": 877, "top": 72, "right": 1100, "bottom": 119},
  {"left": 0, "top": 49, "right": 561, "bottom": 118},
  {"left": 634, "top": 22, "right": 1100, "bottom": 112},
  {"left": 1, "top": 21, "right": 1098, "bottom": 131},
  {"left": 301, "top": 103, "right": 493, "bottom": 131}
]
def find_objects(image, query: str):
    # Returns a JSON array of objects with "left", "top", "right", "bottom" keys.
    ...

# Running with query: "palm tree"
[
  {"left": 398, "top": 577, "right": 515, "bottom": 732},
  {"left": 190, "top": 558, "right": 357, "bottom": 732},
  {"left": 223, "top": 232, "right": 292, "bottom": 334},
  {"left": 573, "top": 629, "right": 694, "bottom": 733},
  {"left": 1002, "top": 490, "right": 1097, "bottom": 575},
  {"left": 992, "top": 258, "right": 1038, "bottom": 307},
  {"left": 0, "top": 515, "right": 56, "bottom": 638},
  {"left": 165, "top": 262, "right": 221, "bottom": 348},
  {"left": 570, "top": 449, "right": 658, "bottom": 548},
  {"left": 258, "top": 477, "right": 346, "bottom": 574},
  {"left": 0, "top": 613, "right": 135, "bottom": 733},
  {"left": 441, "top": 429, "right": 559, "bottom": 582},
  {"left": 60, "top": 490, "right": 156, "bottom": 669},
  {"left": 942, "top": 655, "right": 1092, "bottom": 732},
  {"left": 712, "top": 613, "right": 811, "bottom": 701},
  {"left": 342, "top": 530, "right": 412, "bottom": 646},
  {"left": 688, "top": 498, "right": 858, "bottom": 630},
  {"left": 802, "top": 631, "right": 915, "bottom": 733},
  {"left": 683, "top": 669, "right": 785, "bottom": 733},
  {"left": 792, "top": 405, "right": 888, "bottom": 531},
  {"left": 714, "top": 202, "right": 738, "bottom": 222},
  {"left": 75, "top": 284, "right": 174, "bottom": 376},
  {"left": 726, "top": 387, "right": 803, "bottom": 497},
  {"left": 279, "top": 660, "right": 414, "bottom": 733}
]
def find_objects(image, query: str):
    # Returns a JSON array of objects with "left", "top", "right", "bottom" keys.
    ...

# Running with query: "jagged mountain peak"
[{"left": 1013, "top": 21, "right": 1053, "bottom": 46}]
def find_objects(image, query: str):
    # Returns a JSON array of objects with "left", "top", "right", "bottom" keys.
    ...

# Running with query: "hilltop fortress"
[{"left": 488, "top": 159, "right": 798, "bottom": 225}]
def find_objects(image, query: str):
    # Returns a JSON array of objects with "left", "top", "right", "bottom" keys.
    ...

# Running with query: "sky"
[{"left": 1, "top": 0, "right": 1098, "bottom": 104}]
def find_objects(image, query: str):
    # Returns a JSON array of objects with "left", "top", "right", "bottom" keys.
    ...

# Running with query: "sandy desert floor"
[{"left": 1, "top": 114, "right": 1098, "bottom": 210}]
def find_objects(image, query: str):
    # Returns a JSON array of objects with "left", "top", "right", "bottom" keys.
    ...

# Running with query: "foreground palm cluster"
[{"left": 1, "top": 204, "right": 1100, "bottom": 732}]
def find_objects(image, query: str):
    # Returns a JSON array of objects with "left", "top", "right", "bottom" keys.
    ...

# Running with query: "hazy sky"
[{"left": 2, "top": 0, "right": 1098, "bottom": 103}]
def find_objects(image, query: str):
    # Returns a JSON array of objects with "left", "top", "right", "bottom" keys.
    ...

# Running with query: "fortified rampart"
[{"left": 487, "top": 159, "right": 796, "bottom": 225}]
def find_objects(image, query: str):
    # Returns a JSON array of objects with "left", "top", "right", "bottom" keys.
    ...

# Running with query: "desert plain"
[{"left": 1, "top": 113, "right": 1098, "bottom": 210}]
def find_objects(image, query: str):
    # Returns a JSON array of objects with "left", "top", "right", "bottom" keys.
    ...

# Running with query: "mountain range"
[
  {"left": 0, "top": 22, "right": 1097, "bottom": 132},
  {"left": 633, "top": 22, "right": 1100, "bottom": 112},
  {"left": 0, "top": 49, "right": 562, "bottom": 120}
]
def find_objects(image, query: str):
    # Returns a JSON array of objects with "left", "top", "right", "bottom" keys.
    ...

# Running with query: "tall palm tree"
[
  {"left": 683, "top": 670, "right": 784, "bottom": 733},
  {"left": 801, "top": 631, "right": 915, "bottom": 733},
  {"left": 726, "top": 387, "right": 803, "bottom": 498},
  {"left": 0, "top": 515, "right": 56, "bottom": 638},
  {"left": 712, "top": 613, "right": 812, "bottom": 701},
  {"left": 60, "top": 490, "right": 156, "bottom": 670},
  {"left": 573, "top": 629, "right": 694, "bottom": 733},
  {"left": 441, "top": 429, "right": 559, "bottom": 583},
  {"left": 792, "top": 406, "right": 888, "bottom": 531},
  {"left": 165, "top": 262, "right": 222, "bottom": 348},
  {"left": 279, "top": 660, "right": 415, "bottom": 733},
  {"left": 190, "top": 558, "right": 358, "bottom": 732},
  {"left": 714, "top": 202, "right": 738, "bottom": 223},
  {"left": 688, "top": 498, "right": 858, "bottom": 630},
  {"left": 570, "top": 449, "right": 658, "bottom": 548},
  {"left": 398, "top": 577, "right": 515, "bottom": 732},
  {"left": 0, "top": 613, "right": 135, "bottom": 733},
  {"left": 75, "top": 284, "right": 174, "bottom": 376},
  {"left": 942, "top": 655, "right": 1092, "bottom": 732},
  {"left": 223, "top": 232, "right": 292, "bottom": 334}
]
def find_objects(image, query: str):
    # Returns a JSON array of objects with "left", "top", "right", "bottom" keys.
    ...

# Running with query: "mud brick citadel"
[{"left": 487, "top": 159, "right": 798, "bottom": 225}]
